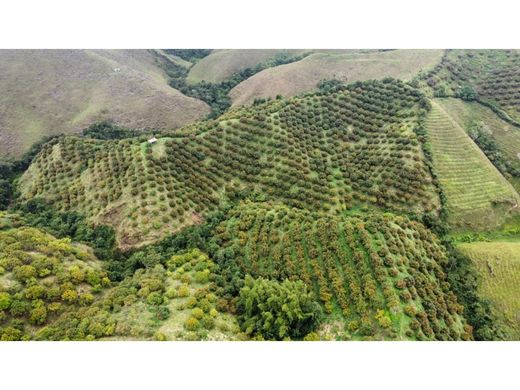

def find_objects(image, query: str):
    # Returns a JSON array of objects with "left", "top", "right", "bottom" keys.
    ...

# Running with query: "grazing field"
[
  {"left": 457, "top": 240, "right": 520, "bottom": 340},
  {"left": 434, "top": 98, "right": 520, "bottom": 191},
  {"left": 18, "top": 79, "right": 440, "bottom": 248},
  {"left": 229, "top": 49, "right": 444, "bottom": 106},
  {"left": 213, "top": 201, "right": 470, "bottom": 340},
  {"left": 425, "top": 100, "right": 520, "bottom": 230},
  {"left": 0, "top": 50, "right": 209, "bottom": 159}
]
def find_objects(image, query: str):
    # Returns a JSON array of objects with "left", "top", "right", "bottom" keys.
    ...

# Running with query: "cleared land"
[
  {"left": 0, "top": 50, "right": 209, "bottom": 159},
  {"left": 229, "top": 49, "right": 444, "bottom": 106},
  {"left": 425, "top": 100, "right": 520, "bottom": 230},
  {"left": 457, "top": 240, "right": 520, "bottom": 339}
]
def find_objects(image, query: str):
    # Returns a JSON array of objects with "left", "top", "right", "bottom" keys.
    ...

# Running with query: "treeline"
[
  {"left": 81, "top": 121, "right": 142, "bottom": 140},
  {"left": 154, "top": 50, "right": 310, "bottom": 118}
]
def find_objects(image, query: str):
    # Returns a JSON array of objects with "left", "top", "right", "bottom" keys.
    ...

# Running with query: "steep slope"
[
  {"left": 18, "top": 79, "right": 440, "bottom": 248},
  {"left": 457, "top": 240, "right": 520, "bottom": 340},
  {"left": 229, "top": 49, "right": 444, "bottom": 106},
  {"left": 0, "top": 50, "right": 210, "bottom": 158},
  {"left": 212, "top": 201, "right": 470, "bottom": 340},
  {"left": 425, "top": 100, "right": 520, "bottom": 230},
  {"left": 434, "top": 98, "right": 520, "bottom": 191}
]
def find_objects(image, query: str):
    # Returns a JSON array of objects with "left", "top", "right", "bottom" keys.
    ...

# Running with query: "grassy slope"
[
  {"left": 435, "top": 98, "right": 520, "bottom": 191},
  {"left": 186, "top": 49, "right": 308, "bottom": 84},
  {"left": 18, "top": 80, "right": 440, "bottom": 249},
  {"left": 0, "top": 50, "right": 210, "bottom": 159},
  {"left": 425, "top": 100, "right": 520, "bottom": 230},
  {"left": 229, "top": 49, "right": 444, "bottom": 106},
  {"left": 213, "top": 201, "right": 470, "bottom": 340},
  {"left": 457, "top": 240, "right": 520, "bottom": 340}
]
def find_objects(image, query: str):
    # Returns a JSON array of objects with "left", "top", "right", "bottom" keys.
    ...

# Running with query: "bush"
[
  {"left": 184, "top": 316, "right": 200, "bottom": 331},
  {"left": 237, "top": 275, "right": 322, "bottom": 340}
]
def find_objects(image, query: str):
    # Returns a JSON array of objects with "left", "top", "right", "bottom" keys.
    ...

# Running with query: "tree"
[
  {"left": 0, "top": 292, "right": 11, "bottom": 310},
  {"left": 237, "top": 275, "right": 322, "bottom": 340},
  {"left": 456, "top": 85, "right": 477, "bottom": 101}
]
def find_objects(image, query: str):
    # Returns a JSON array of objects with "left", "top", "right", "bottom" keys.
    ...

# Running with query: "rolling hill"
[
  {"left": 229, "top": 49, "right": 444, "bottom": 106},
  {"left": 17, "top": 79, "right": 440, "bottom": 248},
  {"left": 0, "top": 50, "right": 209, "bottom": 159},
  {"left": 425, "top": 100, "right": 520, "bottom": 230},
  {"left": 186, "top": 49, "right": 308, "bottom": 84}
]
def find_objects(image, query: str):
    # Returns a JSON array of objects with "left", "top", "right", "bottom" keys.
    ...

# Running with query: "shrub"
[{"left": 184, "top": 316, "right": 200, "bottom": 331}]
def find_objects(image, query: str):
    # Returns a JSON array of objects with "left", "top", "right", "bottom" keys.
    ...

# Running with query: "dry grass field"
[
  {"left": 229, "top": 49, "right": 444, "bottom": 106},
  {"left": 0, "top": 50, "right": 209, "bottom": 159}
]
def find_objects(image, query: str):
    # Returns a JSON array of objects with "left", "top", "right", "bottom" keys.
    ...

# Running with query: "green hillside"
[
  {"left": 18, "top": 79, "right": 440, "bottom": 249},
  {"left": 434, "top": 98, "right": 520, "bottom": 191},
  {"left": 425, "top": 100, "right": 520, "bottom": 230},
  {"left": 0, "top": 214, "right": 240, "bottom": 341},
  {"left": 212, "top": 201, "right": 470, "bottom": 340},
  {"left": 0, "top": 215, "right": 110, "bottom": 340},
  {"left": 457, "top": 240, "right": 520, "bottom": 340}
]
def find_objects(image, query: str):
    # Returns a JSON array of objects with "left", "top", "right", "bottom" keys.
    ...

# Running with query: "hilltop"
[
  {"left": 0, "top": 50, "right": 209, "bottom": 158},
  {"left": 229, "top": 49, "right": 444, "bottom": 106},
  {"left": 17, "top": 79, "right": 440, "bottom": 248}
]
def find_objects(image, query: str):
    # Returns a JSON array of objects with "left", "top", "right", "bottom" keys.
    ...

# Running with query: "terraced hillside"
[
  {"left": 422, "top": 49, "right": 520, "bottom": 122},
  {"left": 457, "top": 241, "right": 520, "bottom": 340},
  {"left": 0, "top": 50, "right": 209, "bottom": 158},
  {"left": 212, "top": 201, "right": 470, "bottom": 340},
  {"left": 434, "top": 98, "right": 520, "bottom": 191},
  {"left": 18, "top": 79, "right": 440, "bottom": 248},
  {"left": 230, "top": 49, "right": 444, "bottom": 106},
  {"left": 425, "top": 101, "right": 519, "bottom": 230}
]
